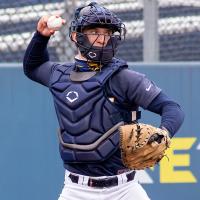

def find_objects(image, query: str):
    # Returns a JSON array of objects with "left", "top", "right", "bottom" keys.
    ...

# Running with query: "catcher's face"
[
  {"left": 71, "top": 26, "right": 120, "bottom": 64},
  {"left": 82, "top": 27, "right": 113, "bottom": 47},
  {"left": 71, "top": 27, "right": 113, "bottom": 47}
]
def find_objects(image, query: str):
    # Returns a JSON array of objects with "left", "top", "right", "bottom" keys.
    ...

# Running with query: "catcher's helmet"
[{"left": 69, "top": 2, "right": 126, "bottom": 65}]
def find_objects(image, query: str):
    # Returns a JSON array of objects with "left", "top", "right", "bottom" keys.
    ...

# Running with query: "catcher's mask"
[{"left": 69, "top": 2, "right": 126, "bottom": 66}]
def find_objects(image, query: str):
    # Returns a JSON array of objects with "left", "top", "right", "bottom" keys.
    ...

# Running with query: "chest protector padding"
[{"left": 49, "top": 59, "right": 128, "bottom": 163}]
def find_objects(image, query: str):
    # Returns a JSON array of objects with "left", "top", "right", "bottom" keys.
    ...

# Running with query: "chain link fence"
[{"left": 1, "top": 0, "right": 200, "bottom": 62}]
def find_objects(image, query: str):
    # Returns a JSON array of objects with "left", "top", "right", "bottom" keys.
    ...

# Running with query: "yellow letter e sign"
[{"left": 160, "top": 137, "right": 197, "bottom": 183}]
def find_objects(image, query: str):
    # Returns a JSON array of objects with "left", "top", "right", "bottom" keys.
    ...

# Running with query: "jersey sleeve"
[
  {"left": 23, "top": 31, "right": 58, "bottom": 87},
  {"left": 27, "top": 61, "right": 57, "bottom": 87},
  {"left": 108, "top": 69, "right": 161, "bottom": 109}
]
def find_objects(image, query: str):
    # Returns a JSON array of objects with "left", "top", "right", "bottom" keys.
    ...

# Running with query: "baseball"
[{"left": 47, "top": 16, "right": 63, "bottom": 31}]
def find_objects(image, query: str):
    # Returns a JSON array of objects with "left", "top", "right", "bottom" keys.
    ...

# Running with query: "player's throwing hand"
[{"left": 37, "top": 15, "right": 66, "bottom": 37}]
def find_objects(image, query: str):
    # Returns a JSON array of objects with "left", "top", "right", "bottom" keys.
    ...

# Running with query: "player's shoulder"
[
  {"left": 112, "top": 57, "right": 127, "bottom": 66},
  {"left": 108, "top": 67, "right": 146, "bottom": 90},
  {"left": 114, "top": 65, "right": 145, "bottom": 81},
  {"left": 112, "top": 58, "right": 145, "bottom": 77}
]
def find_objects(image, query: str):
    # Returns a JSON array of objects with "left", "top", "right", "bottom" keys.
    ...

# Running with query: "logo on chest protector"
[{"left": 65, "top": 91, "right": 79, "bottom": 103}]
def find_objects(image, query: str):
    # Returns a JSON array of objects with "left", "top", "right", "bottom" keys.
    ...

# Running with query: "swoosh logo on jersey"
[{"left": 146, "top": 84, "right": 152, "bottom": 91}]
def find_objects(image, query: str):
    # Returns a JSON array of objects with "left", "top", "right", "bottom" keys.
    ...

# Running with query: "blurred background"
[
  {"left": 1, "top": 0, "right": 200, "bottom": 62},
  {"left": 0, "top": 0, "right": 199, "bottom": 200}
]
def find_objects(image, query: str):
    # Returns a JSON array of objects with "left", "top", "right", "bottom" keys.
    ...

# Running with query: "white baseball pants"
[{"left": 58, "top": 170, "right": 150, "bottom": 200}]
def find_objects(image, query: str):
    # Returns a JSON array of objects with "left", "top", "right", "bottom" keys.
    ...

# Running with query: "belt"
[{"left": 68, "top": 171, "right": 136, "bottom": 188}]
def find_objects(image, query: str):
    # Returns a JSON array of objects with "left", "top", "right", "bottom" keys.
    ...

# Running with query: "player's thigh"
[
  {"left": 111, "top": 181, "right": 150, "bottom": 200},
  {"left": 58, "top": 182, "right": 98, "bottom": 200},
  {"left": 126, "top": 182, "right": 150, "bottom": 200}
]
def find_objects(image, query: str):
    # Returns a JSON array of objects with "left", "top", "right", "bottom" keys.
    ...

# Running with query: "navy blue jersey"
[{"left": 23, "top": 32, "right": 184, "bottom": 176}]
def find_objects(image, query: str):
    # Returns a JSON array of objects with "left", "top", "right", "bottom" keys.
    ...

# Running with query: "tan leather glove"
[{"left": 119, "top": 123, "right": 171, "bottom": 170}]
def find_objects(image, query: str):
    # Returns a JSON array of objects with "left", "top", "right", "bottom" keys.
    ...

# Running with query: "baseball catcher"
[
  {"left": 23, "top": 2, "right": 184, "bottom": 200},
  {"left": 119, "top": 123, "right": 171, "bottom": 170}
]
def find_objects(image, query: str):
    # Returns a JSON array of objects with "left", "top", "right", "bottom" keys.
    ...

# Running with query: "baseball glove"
[{"left": 119, "top": 123, "right": 171, "bottom": 170}]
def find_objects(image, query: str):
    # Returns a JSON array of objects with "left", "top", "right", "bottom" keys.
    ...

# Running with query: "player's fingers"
[
  {"left": 54, "top": 14, "right": 66, "bottom": 24},
  {"left": 62, "top": 19, "right": 66, "bottom": 24},
  {"left": 39, "top": 16, "right": 50, "bottom": 29},
  {"left": 55, "top": 15, "right": 66, "bottom": 25},
  {"left": 50, "top": 30, "right": 55, "bottom": 34},
  {"left": 55, "top": 13, "right": 62, "bottom": 18},
  {"left": 38, "top": 16, "right": 48, "bottom": 28},
  {"left": 42, "top": 15, "right": 50, "bottom": 23}
]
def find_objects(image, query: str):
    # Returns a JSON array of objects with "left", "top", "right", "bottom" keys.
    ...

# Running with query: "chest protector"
[{"left": 49, "top": 59, "right": 131, "bottom": 163}]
